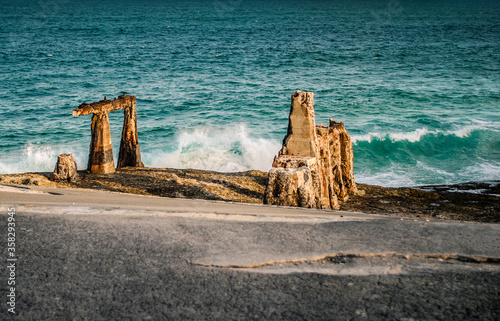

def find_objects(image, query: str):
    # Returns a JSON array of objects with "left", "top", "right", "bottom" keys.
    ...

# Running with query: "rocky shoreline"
[{"left": 1, "top": 167, "right": 498, "bottom": 223}]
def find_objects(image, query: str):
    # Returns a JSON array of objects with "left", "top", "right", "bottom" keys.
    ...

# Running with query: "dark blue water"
[{"left": 1, "top": 0, "right": 499, "bottom": 186}]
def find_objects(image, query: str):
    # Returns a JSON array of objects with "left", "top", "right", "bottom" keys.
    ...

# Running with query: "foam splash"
[
  {"left": 143, "top": 124, "right": 281, "bottom": 172},
  {"left": 0, "top": 143, "right": 88, "bottom": 174},
  {"left": 447, "top": 121, "right": 500, "bottom": 138},
  {"left": 460, "top": 162, "right": 500, "bottom": 179},
  {"left": 2, "top": 124, "right": 497, "bottom": 187},
  {"left": 389, "top": 128, "right": 431, "bottom": 143},
  {"left": 356, "top": 160, "right": 500, "bottom": 187},
  {"left": 355, "top": 163, "right": 453, "bottom": 188},
  {"left": 352, "top": 129, "right": 431, "bottom": 144},
  {"left": 1, "top": 126, "right": 281, "bottom": 175},
  {"left": 355, "top": 169, "right": 417, "bottom": 187},
  {"left": 352, "top": 121, "right": 500, "bottom": 144}
]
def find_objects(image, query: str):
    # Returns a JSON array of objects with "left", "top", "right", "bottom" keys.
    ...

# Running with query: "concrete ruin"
[
  {"left": 72, "top": 94, "right": 144, "bottom": 174},
  {"left": 51, "top": 153, "right": 78, "bottom": 182},
  {"left": 264, "top": 91, "right": 361, "bottom": 209}
]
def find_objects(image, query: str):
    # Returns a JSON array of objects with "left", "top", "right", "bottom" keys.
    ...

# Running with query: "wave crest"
[
  {"left": 0, "top": 143, "right": 88, "bottom": 174},
  {"left": 352, "top": 123, "right": 499, "bottom": 144},
  {"left": 143, "top": 124, "right": 281, "bottom": 172}
]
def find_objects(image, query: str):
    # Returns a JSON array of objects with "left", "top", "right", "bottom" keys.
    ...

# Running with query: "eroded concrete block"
[
  {"left": 51, "top": 153, "right": 78, "bottom": 182},
  {"left": 264, "top": 91, "right": 360, "bottom": 210},
  {"left": 73, "top": 94, "right": 144, "bottom": 174}
]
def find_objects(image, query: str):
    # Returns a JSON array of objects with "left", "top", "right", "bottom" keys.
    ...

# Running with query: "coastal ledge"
[{"left": 0, "top": 167, "right": 498, "bottom": 223}]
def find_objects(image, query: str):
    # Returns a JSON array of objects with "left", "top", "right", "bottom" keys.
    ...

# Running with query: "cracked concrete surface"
[
  {"left": 1, "top": 185, "right": 499, "bottom": 320},
  {"left": 189, "top": 253, "right": 500, "bottom": 270}
]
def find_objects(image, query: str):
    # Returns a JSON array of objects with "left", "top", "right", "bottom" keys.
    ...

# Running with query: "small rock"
[{"left": 51, "top": 154, "right": 79, "bottom": 182}]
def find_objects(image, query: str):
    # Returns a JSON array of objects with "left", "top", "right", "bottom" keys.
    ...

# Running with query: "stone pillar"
[
  {"left": 280, "top": 91, "right": 318, "bottom": 157},
  {"left": 117, "top": 98, "right": 144, "bottom": 168},
  {"left": 88, "top": 112, "right": 115, "bottom": 174},
  {"left": 264, "top": 91, "right": 360, "bottom": 210}
]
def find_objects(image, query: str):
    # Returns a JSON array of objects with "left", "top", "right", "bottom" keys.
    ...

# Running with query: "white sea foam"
[
  {"left": 1, "top": 126, "right": 281, "bottom": 174},
  {"left": 352, "top": 129, "right": 433, "bottom": 144},
  {"left": 415, "top": 161, "right": 457, "bottom": 178},
  {"left": 355, "top": 168, "right": 417, "bottom": 187},
  {"left": 356, "top": 160, "right": 500, "bottom": 188},
  {"left": 460, "top": 162, "right": 500, "bottom": 179},
  {"left": 143, "top": 124, "right": 281, "bottom": 172},
  {"left": 389, "top": 128, "right": 431, "bottom": 143},
  {"left": 350, "top": 133, "right": 382, "bottom": 144},
  {"left": 0, "top": 143, "right": 88, "bottom": 174},
  {"left": 355, "top": 163, "right": 449, "bottom": 188},
  {"left": 352, "top": 121, "right": 499, "bottom": 144},
  {"left": 447, "top": 121, "right": 500, "bottom": 138}
]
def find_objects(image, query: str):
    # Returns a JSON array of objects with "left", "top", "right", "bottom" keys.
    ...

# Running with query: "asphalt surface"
[{"left": 1, "top": 184, "right": 499, "bottom": 320}]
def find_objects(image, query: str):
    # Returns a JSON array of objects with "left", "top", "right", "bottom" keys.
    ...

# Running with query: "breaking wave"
[
  {"left": 0, "top": 143, "right": 88, "bottom": 174},
  {"left": 142, "top": 124, "right": 281, "bottom": 173},
  {"left": 353, "top": 125, "right": 500, "bottom": 186},
  {"left": 1, "top": 124, "right": 498, "bottom": 188},
  {"left": 351, "top": 121, "right": 500, "bottom": 144},
  {"left": 0, "top": 126, "right": 281, "bottom": 175}
]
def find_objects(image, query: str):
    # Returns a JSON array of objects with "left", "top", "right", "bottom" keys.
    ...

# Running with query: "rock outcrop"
[
  {"left": 264, "top": 91, "right": 360, "bottom": 209},
  {"left": 51, "top": 153, "right": 78, "bottom": 182},
  {"left": 72, "top": 93, "right": 144, "bottom": 174}
]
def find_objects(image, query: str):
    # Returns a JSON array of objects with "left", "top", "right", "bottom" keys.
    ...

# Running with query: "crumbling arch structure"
[{"left": 72, "top": 93, "right": 144, "bottom": 174}]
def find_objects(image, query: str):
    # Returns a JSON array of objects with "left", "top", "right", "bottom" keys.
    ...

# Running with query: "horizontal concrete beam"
[{"left": 72, "top": 94, "right": 136, "bottom": 117}]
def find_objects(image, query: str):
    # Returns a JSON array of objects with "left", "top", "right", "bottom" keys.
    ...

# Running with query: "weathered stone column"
[
  {"left": 117, "top": 97, "right": 144, "bottom": 168},
  {"left": 88, "top": 112, "right": 115, "bottom": 174},
  {"left": 267, "top": 91, "right": 330, "bottom": 209},
  {"left": 264, "top": 90, "right": 360, "bottom": 210},
  {"left": 280, "top": 91, "right": 318, "bottom": 157}
]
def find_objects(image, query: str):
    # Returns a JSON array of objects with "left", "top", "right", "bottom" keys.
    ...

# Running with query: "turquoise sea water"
[{"left": 1, "top": 0, "right": 499, "bottom": 186}]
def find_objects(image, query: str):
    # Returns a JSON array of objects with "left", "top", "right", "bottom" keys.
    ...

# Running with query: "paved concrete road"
[{"left": 1, "top": 185, "right": 499, "bottom": 320}]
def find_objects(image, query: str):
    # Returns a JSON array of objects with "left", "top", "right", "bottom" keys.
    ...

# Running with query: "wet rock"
[
  {"left": 264, "top": 91, "right": 360, "bottom": 209},
  {"left": 51, "top": 153, "right": 78, "bottom": 182},
  {"left": 279, "top": 91, "right": 318, "bottom": 157}
]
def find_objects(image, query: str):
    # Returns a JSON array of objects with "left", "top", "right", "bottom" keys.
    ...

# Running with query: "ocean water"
[{"left": 0, "top": 0, "right": 499, "bottom": 187}]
